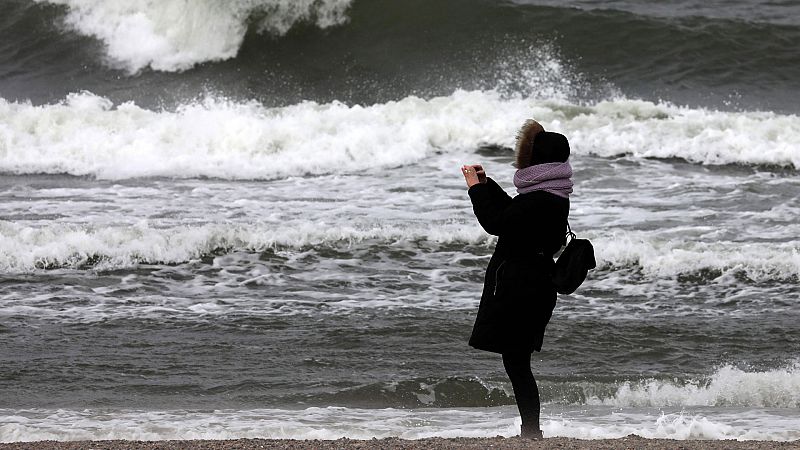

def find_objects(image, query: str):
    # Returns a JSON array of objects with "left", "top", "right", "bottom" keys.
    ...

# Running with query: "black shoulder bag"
[{"left": 552, "top": 222, "right": 596, "bottom": 295}]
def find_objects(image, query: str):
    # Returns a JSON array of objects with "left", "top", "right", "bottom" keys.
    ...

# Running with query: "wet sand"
[{"left": 1, "top": 436, "right": 798, "bottom": 450}]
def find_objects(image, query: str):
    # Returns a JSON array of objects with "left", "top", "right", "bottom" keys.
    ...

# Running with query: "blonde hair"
[{"left": 515, "top": 119, "right": 545, "bottom": 169}]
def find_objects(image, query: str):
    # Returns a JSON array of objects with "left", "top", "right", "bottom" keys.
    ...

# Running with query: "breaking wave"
[
  {"left": 592, "top": 232, "right": 800, "bottom": 282},
  {"left": 1, "top": 91, "right": 798, "bottom": 182},
  {"left": 1, "top": 221, "right": 798, "bottom": 282},
  {"left": 33, "top": 0, "right": 353, "bottom": 72},
  {"left": 315, "top": 364, "right": 800, "bottom": 409},
  {"left": 582, "top": 364, "right": 800, "bottom": 409},
  {"left": 0, "top": 221, "right": 485, "bottom": 271},
  {"left": 1, "top": 365, "right": 799, "bottom": 443},
  {"left": 2, "top": 407, "right": 797, "bottom": 442}
]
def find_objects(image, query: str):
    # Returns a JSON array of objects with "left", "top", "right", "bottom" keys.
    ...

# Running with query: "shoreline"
[{"left": 2, "top": 436, "right": 798, "bottom": 450}]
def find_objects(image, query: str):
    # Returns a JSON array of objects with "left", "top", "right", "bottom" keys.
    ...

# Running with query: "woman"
[{"left": 461, "top": 119, "right": 571, "bottom": 439}]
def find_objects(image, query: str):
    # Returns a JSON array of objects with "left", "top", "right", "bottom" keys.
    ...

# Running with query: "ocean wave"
[
  {"left": 0, "top": 407, "right": 786, "bottom": 443},
  {"left": 0, "top": 221, "right": 487, "bottom": 272},
  {"left": 33, "top": 0, "right": 353, "bottom": 72},
  {"left": 1, "top": 91, "right": 798, "bottom": 182},
  {"left": 311, "top": 365, "right": 800, "bottom": 409},
  {"left": 583, "top": 365, "right": 800, "bottom": 409},
  {"left": 0, "top": 91, "right": 518, "bottom": 180},
  {"left": 1, "top": 385, "right": 799, "bottom": 442},
  {"left": 1, "top": 221, "right": 798, "bottom": 282},
  {"left": 509, "top": 0, "right": 800, "bottom": 26},
  {"left": 25, "top": 0, "right": 800, "bottom": 94},
  {"left": 310, "top": 377, "right": 514, "bottom": 409},
  {"left": 592, "top": 231, "right": 800, "bottom": 282}
]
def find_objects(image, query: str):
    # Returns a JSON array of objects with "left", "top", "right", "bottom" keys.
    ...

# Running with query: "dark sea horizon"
[{"left": 1, "top": 0, "right": 798, "bottom": 442}]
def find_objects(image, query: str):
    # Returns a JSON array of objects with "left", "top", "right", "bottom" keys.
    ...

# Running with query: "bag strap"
[{"left": 566, "top": 220, "right": 576, "bottom": 241}]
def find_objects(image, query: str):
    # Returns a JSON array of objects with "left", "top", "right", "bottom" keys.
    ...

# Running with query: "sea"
[{"left": 0, "top": 0, "right": 798, "bottom": 443}]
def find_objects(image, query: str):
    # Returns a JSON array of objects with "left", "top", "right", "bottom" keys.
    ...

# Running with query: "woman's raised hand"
[{"left": 462, "top": 164, "right": 487, "bottom": 188}]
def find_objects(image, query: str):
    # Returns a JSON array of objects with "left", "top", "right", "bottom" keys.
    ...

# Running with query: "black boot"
[{"left": 520, "top": 424, "right": 543, "bottom": 440}]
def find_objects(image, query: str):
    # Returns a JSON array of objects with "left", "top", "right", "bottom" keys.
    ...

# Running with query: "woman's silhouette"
[{"left": 461, "top": 120, "right": 572, "bottom": 439}]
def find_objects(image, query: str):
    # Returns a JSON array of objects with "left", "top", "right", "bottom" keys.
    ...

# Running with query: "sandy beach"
[{"left": 2, "top": 436, "right": 798, "bottom": 450}]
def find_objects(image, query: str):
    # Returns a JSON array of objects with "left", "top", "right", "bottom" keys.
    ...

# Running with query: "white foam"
[
  {"left": 34, "top": 0, "right": 353, "bottom": 72},
  {"left": 2, "top": 92, "right": 798, "bottom": 182},
  {"left": 544, "top": 410, "right": 800, "bottom": 442},
  {"left": 0, "top": 220, "right": 487, "bottom": 272},
  {"left": 0, "top": 91, "right": 519, "bottom": 180},
  {"left": 566, "top": 99, "right": 800, "bottom": 167},
  {"left": 588, "top": 365, "right": 800, "bottom": 408},
  {"left": 1, "top": 405, "right": 798, "bottom": 443},
  {"left": 1, "top": 219, "right": 798, "bottom": 282},
  {"left": 0, "top": 217, "right": 798, "bottom": 283},
  {"left": 591, "top": 230, "right": 800, "bottom": 281}
]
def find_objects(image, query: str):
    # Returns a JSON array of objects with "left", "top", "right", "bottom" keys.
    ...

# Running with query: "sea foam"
[
  {"left": 0, "top": 91, "right": 514, "bottom": 180},
  {"left": 1, "top": 91, "right": 798, "bottom": 182},
  {"left": 0, "top": 220, "right": 487, "bottom": 271},
  {"left": 1, "top": 221, "right": 798, "bottom": 282},
  {"left": 34, "top": 0, "right": 353, "bottom": 72},
  {"left": 586, "top": 364, "right": 800, "bottom": 408},
  {"left": 1, "top": 403, "right": 798, "bottom": 443},
  {"left": 322, "top": 365, "right": 800, "bottom": 410},
  {"left": 591, "top": 231, "right": 800, "bottom": 281}
]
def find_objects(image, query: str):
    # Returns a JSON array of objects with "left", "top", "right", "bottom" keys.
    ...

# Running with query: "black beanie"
[{"left": 531, "top": 131, "right": 570, "bottom": 164}]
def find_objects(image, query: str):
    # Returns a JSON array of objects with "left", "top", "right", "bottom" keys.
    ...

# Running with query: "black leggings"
[{"left": 502, "top": 352, "right": 540, "bottom": 430}]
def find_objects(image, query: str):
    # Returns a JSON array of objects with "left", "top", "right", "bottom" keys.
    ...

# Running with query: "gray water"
[{"left": 1, "top": 0, "right": 799, "bottom": 443}]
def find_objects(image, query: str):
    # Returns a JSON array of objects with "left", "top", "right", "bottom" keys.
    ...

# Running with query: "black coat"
[{"left": 467, "top": 177, "right": 569, "bottom": 354}]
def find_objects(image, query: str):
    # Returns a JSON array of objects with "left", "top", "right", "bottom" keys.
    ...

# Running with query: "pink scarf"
[{"left": 513, "top": 161, "right": 573, "bottom": 198}]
